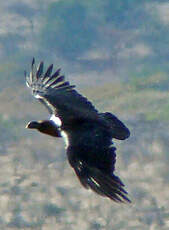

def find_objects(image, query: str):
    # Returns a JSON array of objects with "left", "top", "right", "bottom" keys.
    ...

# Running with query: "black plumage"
[{"left": 25, "top": 59, "right": 131, "bottom": 203}]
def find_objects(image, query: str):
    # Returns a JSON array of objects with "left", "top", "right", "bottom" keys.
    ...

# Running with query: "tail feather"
[
  {"left": 100, "top": 112, "right": 130, "bottom": 140},
  {"left": 73, "top": 161, "right": 131, "bottom": 203}
]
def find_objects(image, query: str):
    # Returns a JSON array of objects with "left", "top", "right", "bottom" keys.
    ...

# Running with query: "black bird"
[{"left": 25, "top": 58, "right": 131, "bottom": 203}]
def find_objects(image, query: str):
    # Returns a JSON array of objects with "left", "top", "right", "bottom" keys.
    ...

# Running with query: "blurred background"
[{"left": 0, "top": 0, "right": 169, "bottom": 229}]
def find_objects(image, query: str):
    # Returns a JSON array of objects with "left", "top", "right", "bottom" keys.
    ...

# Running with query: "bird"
[{"left": 25, "top": 58, "right": 131, "bottom": 203}]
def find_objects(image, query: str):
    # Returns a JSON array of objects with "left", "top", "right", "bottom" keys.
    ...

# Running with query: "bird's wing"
[
  {"left": 67, "top": 145, "right": 130, "bottom": 203},
  {"left": 26, "top": 59, "right": 99, "bottom": 124}
]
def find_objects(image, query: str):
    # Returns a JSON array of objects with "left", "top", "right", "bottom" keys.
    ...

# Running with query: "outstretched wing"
[
  {"left": 26, "top": 58, "right": 99, "bottom": 125},
  {"left": 67, "top": 145, "right": 130, "bottom": 203}
]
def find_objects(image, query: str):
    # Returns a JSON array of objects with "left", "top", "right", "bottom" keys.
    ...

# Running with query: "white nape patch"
[
  {"left": 35, "top": 94, "right": 43, "bottom": 99},
  {"left": 50, "top": 114, "right": 62, "bottom": 127},
  {"left": 61, "top": 130, "right": 69, "bottom": 148}
]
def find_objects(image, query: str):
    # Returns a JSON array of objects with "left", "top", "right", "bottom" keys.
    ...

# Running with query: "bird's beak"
[
  {"left": 25, "top": 121, "right": 39, "bottom": 129},
  {"left": 25, "top": 123, "right": 30, "bottom": 129}
]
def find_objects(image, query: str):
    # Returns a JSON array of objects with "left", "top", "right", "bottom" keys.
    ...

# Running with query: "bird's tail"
[
  {"left": 100, "top": 112, "right": 130, "bottom": 140},
  {"left": 73, "top": 160, "right": 131, "bottom": 203}
]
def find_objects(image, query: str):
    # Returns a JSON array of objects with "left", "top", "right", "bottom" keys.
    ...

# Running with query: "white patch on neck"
[
  {"left": 50, "top": 114, "right": 62, "bottom": 127},
  {"left": 50, "top": 114, "right": 69, "bottom": 148},
  {"left": 60, "top": 130, "right": 69, "bottom": 148},
  {"left": 35, "top": 94, "right": 43, "bottom": 99}
]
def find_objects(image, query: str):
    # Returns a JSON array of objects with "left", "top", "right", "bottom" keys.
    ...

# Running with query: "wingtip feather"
[
  {"left": 43, "top": 64, "right": 53, "bottom": 80},
  {"left": 32, "top": 57, "right": 35, "bottom": 67},
  {"left": 36, "top": 61, "right": 44, "bottom": 79},
  {"left": 25, "top": 58, "right": 75, "bottom": 93}
]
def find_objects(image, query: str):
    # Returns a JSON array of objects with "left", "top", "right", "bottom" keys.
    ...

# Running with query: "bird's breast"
[{"left": 60, "top": 130, "right": 69, "bottom": 148}]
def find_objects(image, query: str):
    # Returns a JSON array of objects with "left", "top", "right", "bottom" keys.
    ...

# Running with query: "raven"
[{"left": 25, "top": 58, "right": 131, "bottom": 203}]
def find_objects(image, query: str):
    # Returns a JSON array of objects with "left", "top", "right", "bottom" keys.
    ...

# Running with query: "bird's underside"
[{"left": 25, "top": 58, "right": 131, "bottom": 203}]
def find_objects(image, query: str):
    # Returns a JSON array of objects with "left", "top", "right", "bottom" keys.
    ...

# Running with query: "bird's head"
[{"left": 26, "top": 120, "right": 61, "bottom": 137}]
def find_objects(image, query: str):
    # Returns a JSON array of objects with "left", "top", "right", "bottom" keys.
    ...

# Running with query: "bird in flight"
[{"left": 25, "top": 58, "right": 131, "bottom": 203}]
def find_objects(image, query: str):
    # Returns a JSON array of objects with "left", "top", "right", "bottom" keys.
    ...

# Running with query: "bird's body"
[{"left": 25, "top": 59, "right": 131, "bottom": 203}]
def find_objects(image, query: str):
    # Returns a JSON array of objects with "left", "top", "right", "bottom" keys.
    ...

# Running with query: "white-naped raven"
[{"left": 25, "top": 58, "right": 131, "bottom": 203}]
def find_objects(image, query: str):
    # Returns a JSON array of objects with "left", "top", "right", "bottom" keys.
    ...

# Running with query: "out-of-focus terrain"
[{"left": 0, "top": 1, "right": 169, "bottom": 229}]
